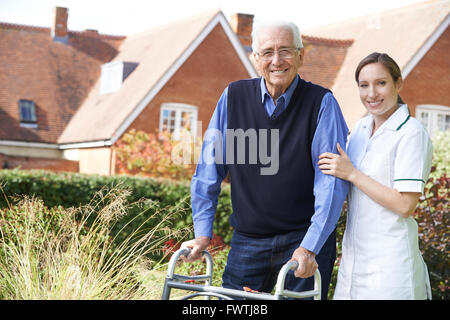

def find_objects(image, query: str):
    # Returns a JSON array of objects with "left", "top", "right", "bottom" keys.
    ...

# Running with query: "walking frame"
[{"left": 161, "top": 248, "right": 321, "bottom": 300}]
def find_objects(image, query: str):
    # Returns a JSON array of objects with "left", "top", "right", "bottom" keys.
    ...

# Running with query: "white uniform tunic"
[{"left": 334, "top": 105, "right": 433, "bottom": 300}]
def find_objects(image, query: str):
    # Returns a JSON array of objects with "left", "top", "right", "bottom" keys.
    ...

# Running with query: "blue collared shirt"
[{"left": 191, "top": 75, "right": 349, "bottom": 254}]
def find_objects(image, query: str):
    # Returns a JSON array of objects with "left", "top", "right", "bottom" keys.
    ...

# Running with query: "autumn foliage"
[
  {"left": 114, "top": 129, "right": 201, "bottom": 180},
  {"left": 415, "top": 171, "right": 449, "bottom": 298}
]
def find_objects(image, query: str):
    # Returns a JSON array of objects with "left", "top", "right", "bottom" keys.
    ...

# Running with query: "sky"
[{"left": 0, "top": 0, "right": 427, "bottom": 35}]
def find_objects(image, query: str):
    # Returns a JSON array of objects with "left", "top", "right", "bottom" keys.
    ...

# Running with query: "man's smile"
[{"left": 271, "top": 69, "right": 288, "bottom": 74}]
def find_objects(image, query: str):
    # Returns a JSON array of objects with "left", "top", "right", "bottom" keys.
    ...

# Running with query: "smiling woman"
[
  {"left": 357, "top": 63, "right": 403, "bottom": 131},
  {"left": 318, "top": 52, "right": 433, "bottom": 300},
  {"left": 355, "top": 52, "right": 405, "bottom": 133}
]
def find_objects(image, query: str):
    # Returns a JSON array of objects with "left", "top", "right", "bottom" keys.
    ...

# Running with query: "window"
[
  {"left": 18, "top": 99, "right": 37, "bottom": 128},
  {"left": 100, "top": 61, "right": 138, "bottom": 95},
  {"left": 415, "top": 104, "right": 450, "bottom": 136},
  {"left": 100, "top": 61, "right": 124, "bottom": 94},
  {"left": 159, "top": 103, "right": 198, "bottom": 140}
]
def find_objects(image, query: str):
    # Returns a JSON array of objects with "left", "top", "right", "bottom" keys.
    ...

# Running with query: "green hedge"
[{"left": 0, "top": 169, "right": 234, "bottom": 244}]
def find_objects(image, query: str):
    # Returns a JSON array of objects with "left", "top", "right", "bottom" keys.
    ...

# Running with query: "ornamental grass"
[{"left": 0, "top": 184, "right": 189, "bottom": 300}]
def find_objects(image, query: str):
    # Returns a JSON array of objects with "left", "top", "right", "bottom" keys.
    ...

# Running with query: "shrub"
[
  {"left": 430, "top": 131, "right": 450, "bottom": 179},
  {"left": 0, "top": 169, "right": 234, "bottom": 248},
  {"left": 0, "top": 186, "right": 187, "bottom": 299},
  {"left": 416, "top": 173, "right": 449, "bottom": 300},
  {"left": 114, "top": 129, "right": 200, "bottom": 181}
]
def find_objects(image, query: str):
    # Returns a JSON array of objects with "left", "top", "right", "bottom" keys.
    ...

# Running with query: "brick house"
[
  {"left": 303, "top": 0, "right": 450, "bottom": 132},
  {"left": 0, "top": 8, "right": 257, "bottom": 174}
]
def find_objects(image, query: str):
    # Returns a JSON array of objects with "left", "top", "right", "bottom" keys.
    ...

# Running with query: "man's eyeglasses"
[{"left": 256, "top": 47, "right": 300, "bottom": 61}]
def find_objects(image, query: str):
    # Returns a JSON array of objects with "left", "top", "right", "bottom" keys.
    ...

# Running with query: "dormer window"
[
  {"left": 19, "top": 99, "right": 38, "bottom": 128},
  {"left": 100, "top": 61, "right": 124, "bottom": 94},
  {"left": 100, "top": 61, "right": 138, "bottom": 95}
]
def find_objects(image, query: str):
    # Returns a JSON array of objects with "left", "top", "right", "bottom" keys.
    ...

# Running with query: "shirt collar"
[
  {"left": 362, "top": 104, "right": 411, "bottom": 133},
  {"left": 260, "top": 74, "right": 299, "bottom": 105},
  {"left": 390, "top": 104, "right": 411, "bottom": 131}
]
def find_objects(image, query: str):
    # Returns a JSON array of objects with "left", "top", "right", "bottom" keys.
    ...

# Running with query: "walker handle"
[
  {"left": 274, "top": 260, "right": 322, "bottom": 300},
  {"left": 165, "top": 248, "right": 213, "bottom": 278},
  {"left": 161, "top": 248, "right": 214, "bottom": 300}
]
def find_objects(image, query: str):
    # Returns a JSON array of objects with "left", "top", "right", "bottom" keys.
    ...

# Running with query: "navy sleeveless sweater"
[{"left": 226, "top": 77, "right": 330, "bottom": 237}]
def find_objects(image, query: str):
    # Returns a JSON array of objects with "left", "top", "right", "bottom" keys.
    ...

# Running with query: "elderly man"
[{"left": 181, "top": 19, "right": 349, "bottom": 299}]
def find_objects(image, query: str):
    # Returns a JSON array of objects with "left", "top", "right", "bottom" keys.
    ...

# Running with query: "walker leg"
[{"left": 161, "top": 277, "right": 172, "bottom": 300}]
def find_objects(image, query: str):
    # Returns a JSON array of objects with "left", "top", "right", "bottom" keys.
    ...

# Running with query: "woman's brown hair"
[{"left": 355, "top": 52, "right": 405, "bottom": 104}]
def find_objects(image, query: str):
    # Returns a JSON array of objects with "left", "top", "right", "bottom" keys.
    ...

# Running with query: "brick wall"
[
  {"left": 230, "top": 13, "right": 253, "bottom": 48},
  {"left": 402, "top": 28, "right": 450, "bottom": 116},
  {"left": 0, "top": 153, "right": 78, "bottom": 172}
]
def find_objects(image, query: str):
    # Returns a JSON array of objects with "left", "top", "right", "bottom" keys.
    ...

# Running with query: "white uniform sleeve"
[{"left": 393, "top": 128, "right": 432, "bottom": 194}]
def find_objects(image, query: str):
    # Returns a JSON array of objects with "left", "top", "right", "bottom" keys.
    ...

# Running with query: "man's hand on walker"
[
  {"left": 180, "top": 236, "right": 210, "bottom": 262},
  {"left": 291, "top": 246, "right": 318, "bottom": 278}
]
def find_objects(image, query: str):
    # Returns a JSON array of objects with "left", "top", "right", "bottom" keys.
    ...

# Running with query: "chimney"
[
  {"left": 51, "top": 7, "right": 68, "bottom": 43},
  {"left": 230, "top": 13, "right": 254, "bottom": 52}
]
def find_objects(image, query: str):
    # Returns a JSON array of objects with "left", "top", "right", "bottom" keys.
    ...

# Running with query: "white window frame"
[
  {"left": 159, "top": 103, "right": 198, "bottom": 140},
  {"left": 415, "top": 104, "right": 450, "bottom": 136}
]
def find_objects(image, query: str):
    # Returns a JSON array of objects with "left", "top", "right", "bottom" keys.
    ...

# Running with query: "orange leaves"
[{"left": 114, "top": 129, "right": 200, "bottom": 180}]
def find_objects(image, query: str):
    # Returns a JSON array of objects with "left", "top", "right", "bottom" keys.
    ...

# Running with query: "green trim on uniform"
[
  {"left": 394, "top": 178, "right": 425, "bottom": 183},
  {"left": 396, "top": 115, "right": 410, "bottom": 131}
]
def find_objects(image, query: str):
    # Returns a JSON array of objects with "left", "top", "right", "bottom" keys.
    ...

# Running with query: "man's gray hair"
[{"left": 251, "top": 19, "right": 303, "bottom": 53}]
